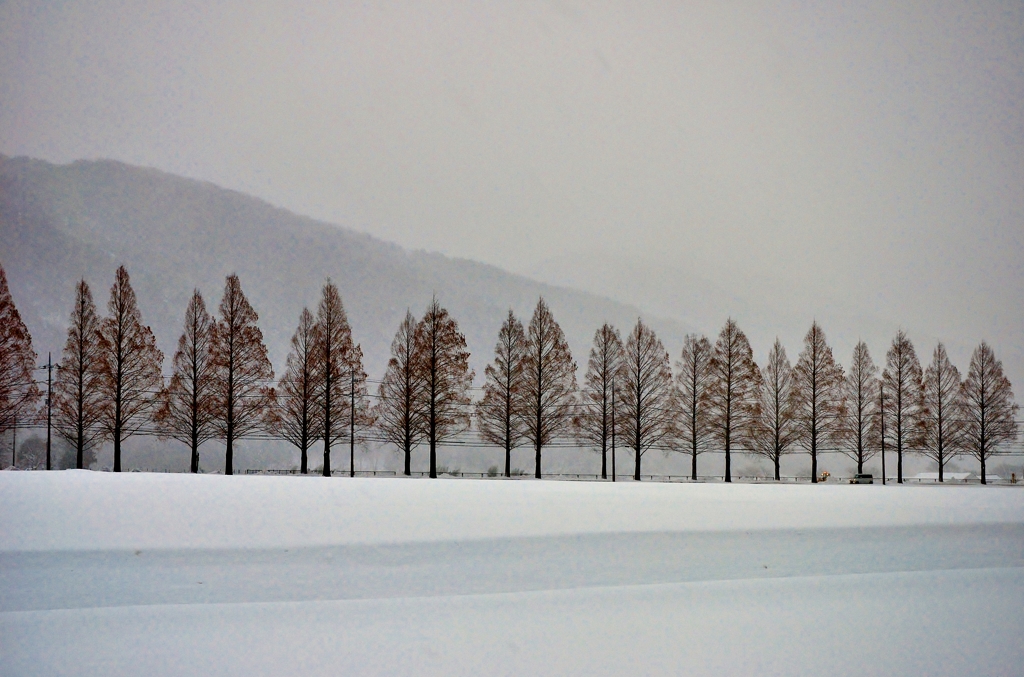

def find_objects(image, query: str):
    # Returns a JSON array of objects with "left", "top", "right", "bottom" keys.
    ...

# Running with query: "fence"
[{"left": 234, "top": 469, "right": 1022, "bottom": 485}]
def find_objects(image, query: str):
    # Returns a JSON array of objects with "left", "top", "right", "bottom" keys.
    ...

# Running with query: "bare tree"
[
  {"left": 920, "top": 343, "right": 964, "bottom": 482},
  {"left": 576, "top": 324, "right": 624, "bottom": 480},
  {"left": 840, "top": 341, "right": 879, "bottom": 475},
  {"left": 0, "top": 264, "right": 40, "bottom": 446},
  {"left": 791, "top": 322, "right": 846, "bottom": 483},
  {"left": 274, "top": 307, "right": 322, "bottom": 474},
  {"left": 96, "top": 266, "right": 164, "bottom": 472},
  {"left": 344, "top": 343, "right": 371, "bottom": 478},
  {"left": 675, "top": 334, "right": 714, "bottom": 480},
  {"left": 155, "top": 290, "right": 218, "bottom": 473},
  {"left": 414, "top": 297, "right": 473, "bottom": 479},
  {"left": 618, "top": 319, "right": 675, "bottom": 481},
  {"left": 709, "top": 319, "right": 761, "bottom": 482},
  {"left": 314, "top": 280, "right": 354, "bottom": 477},
  {"left": 476, "top": 309, "right": 527, "bottom": 477},
  {"left": 53, "top": 280, "right": 105, "bottom": 469},
  {"left": 209, "top": 274, "right": 273, "bottom": 475},
  {"left": 376, "top": 311, "right": 426, "bottom": 475},
  {"left": 882, "top": 330, "right": 923, "bottom": 484},
  {"left": 960, "top": 342, "right": 1019, "bottom": 484},
  {"left": 751, "top": 339, "right": 797, "bottom": 481},
  {"left": 520, "top": 298, "right": 577, "bottom": 479}
]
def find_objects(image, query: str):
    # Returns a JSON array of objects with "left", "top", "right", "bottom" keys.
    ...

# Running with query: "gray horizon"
[{"left": 2, "top": 0, "right": 1022, "bottom": 383}]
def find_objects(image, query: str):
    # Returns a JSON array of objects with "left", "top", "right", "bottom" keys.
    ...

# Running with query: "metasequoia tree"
[
  {"left": 520, "top": 298, "right": 577, "bottom": 479},
  {"left": 618, "top": 319, "right": 675, "bottom": 481},
  {"left": 376, "top": 311, "right": 425, "bottom": 475},
  {"left": 576, "top": 324, "right": 624, "bottom": 480},
  {"left": 414, "top": 298, "right": 473, "bottom": 479},
  {"left": 840, "top": 341, "right": 880, "bottom": 474},
  {"left": 275, "top": 307, "right": 322, "bottom": 474},
  {"left": 882, "top": 330, "right": 923, "bottom": 483},
  {"left": 752, "top": 339, "right": 797, "bottom": 481},
  {"left": 920, "top": 343, "right": 964, "bottom": 482},
  {"left": 960, "top": 342, "right": 1019, "bottom": 484},
  {"left": 709, "top": 319, "right": 761, "bottom": 482},
  {"left": 791, "top": 322, "right": 846, "bottom": 483},
  {"left": 675, "top": 334, "right": 714, "bottom": 480},
  {"left": 343, "top": 343, "right": 371, "bottom": 477},
  {"left": 476, "top": 309, "right": 527, "bottom": 478},
  {"left": 155, "top": 290, "right": 217, "bottom": 473},
  {"left": 53, "top": 280, "right": 105, "bottom": 469},
  {"left": 0, "top": 264, "right": 40, "bottom": 444},
  {"left": 209, "top": 274, "right": 273, "bottom": 475},
  {"left": 315, "top": 281, "right": 355, "bottom": 477},
  {"left": 97, "top": 266, "right": 163, "bottom": 472}
]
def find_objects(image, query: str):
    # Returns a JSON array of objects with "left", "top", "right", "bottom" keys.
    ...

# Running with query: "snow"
[{"left": 2, "top": 471, "right": 1023, "bottom": 676}]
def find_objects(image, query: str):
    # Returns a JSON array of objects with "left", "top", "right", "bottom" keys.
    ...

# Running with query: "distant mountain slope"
[{"left": 0, "top": 155, "right": 689, "bottom": 380}]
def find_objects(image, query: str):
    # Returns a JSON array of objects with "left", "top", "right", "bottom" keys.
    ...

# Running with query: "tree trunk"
[
  {"left": 113, "top": 397, "right": 122, "bottom": 472},
  {"left": 601, "top": 436, "right": 607, "bottom": 480}
]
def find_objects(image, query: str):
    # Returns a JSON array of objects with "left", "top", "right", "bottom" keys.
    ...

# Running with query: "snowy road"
[
  {"left": 3, "top": 524, "right": 1022, "bottom": 611},
  {"left": 2, "top": 472, "right": 1023, "bottom": 676}
]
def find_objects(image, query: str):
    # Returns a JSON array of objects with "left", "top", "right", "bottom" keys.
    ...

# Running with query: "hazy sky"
[{"left": 2, "top": 0, "right": 1022, "bottom": 376}]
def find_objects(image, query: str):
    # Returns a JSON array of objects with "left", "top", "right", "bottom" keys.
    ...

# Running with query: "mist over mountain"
[{"left": 0, "top": 155, "right": 690, "bottom": 385}]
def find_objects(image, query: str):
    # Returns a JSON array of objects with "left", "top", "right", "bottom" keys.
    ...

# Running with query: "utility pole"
[
  {"left": 879, "top": 381, "right": 886, "bottom": 486},
  {"left": 349, "top": 366, "right": 356, "bottom": 478},
  {"left": 45, "top": 353, "right": 53, "bottom": 471}
]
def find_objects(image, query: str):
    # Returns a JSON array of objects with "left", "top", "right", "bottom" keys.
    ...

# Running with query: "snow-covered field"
[{"left": 2, "top": 471, "right": 1022, "bottom": 676}]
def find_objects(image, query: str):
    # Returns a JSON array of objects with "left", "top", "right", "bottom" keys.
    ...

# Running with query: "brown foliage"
[
  {"left": 0, "top": 264, "right": 40, "bottom": 440},
  {"left": 273, "top": 307, "right": 322, "bottom": 474},
  {"left": 209, "top": 274, "right": 273, "bottom": 475},
  {"left": 751, "top": 339, "right": 797, "bottom": 480},
  {"left": 675, "top": 334, "right": 714, "bottom": 480},
  {"left": 414, "top": 297, "right": 473, "bottom": 479},
  {"left": 919, "top": 343, "right": 964, "bottom": 481},
  {"left": 97, "top": 266, "right": 164, "bottom": 472},
  {"left": 375, "top": 311, "right": 426, "bottom": 475},
  {"left": 881, "top": 330, "right": 923, "bottom": 483},
  {"left": 791, "top": 322, "right": 846, "bottom": 482},
  {"left": 53, "top": 280, "right": 105, "bottom": 468},
  {"left": 618, "top": 319, "right": 675, "bottom": 480},
  {"left": 960, "top": 342, "right": 1019, "bottom": 484},
  {"left": 520, "top": 298, "right": 577, "bottom": 479},
  {"left": 476, "top": 309, "right": 528, "bottom": 477},
  {"left": 155, "top": 290, "right": 217, "bottom": 473},
  {"left": 840, "top": 341, "right": 880, "bottom": 474},
  {"left": 314, "top": 280, "right": 357, "bottom": 477},
  {"left": 576, "top": 323, "right": 624, "bottom": 480},
  {"left": 709, "top": 318, "right": 761, "bottom": 482}
]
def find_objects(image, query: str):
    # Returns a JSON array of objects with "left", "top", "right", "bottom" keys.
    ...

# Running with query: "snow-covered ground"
[{"left": 2, "top": 471, "right": 1022, "bottom": 676}]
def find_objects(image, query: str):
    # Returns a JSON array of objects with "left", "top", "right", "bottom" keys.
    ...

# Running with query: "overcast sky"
[{"left": 2, "top": 0, "right": 1022, "bottom": 378}]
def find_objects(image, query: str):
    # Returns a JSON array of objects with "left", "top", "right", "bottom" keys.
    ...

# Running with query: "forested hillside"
[{"left": 0, "top": 155, "right": 687, "bottom": 380}]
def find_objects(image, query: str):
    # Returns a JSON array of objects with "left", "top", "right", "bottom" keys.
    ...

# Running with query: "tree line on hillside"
[{"left": 0, "top": 264, "right": 1019, "bottom": 483}]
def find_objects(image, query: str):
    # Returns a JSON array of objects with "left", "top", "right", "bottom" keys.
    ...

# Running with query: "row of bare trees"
[{"left": 1, "top": 263, "right": 1019, "bottom": 482}]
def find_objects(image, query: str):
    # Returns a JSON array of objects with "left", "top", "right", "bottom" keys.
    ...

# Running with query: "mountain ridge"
[{"left": 0, "top": 154, "right": 691, "bottom": 381}]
